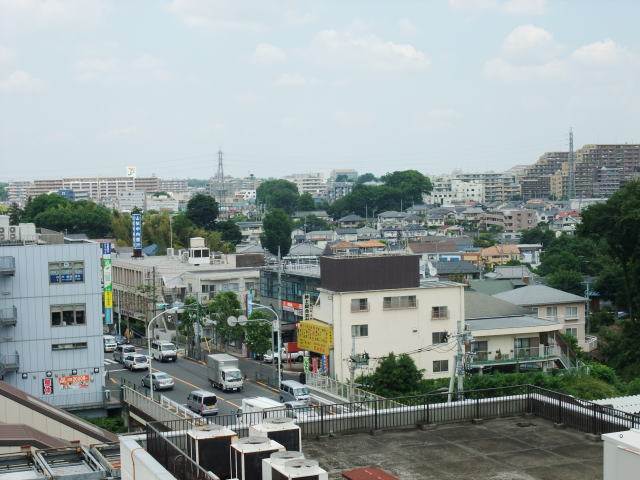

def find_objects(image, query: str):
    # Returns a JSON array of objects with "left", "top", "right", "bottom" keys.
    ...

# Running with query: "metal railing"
[
  {"left": 585, "top": 335, "right": 598, "bottom": 352},
  {"left": 470, "top": 346, "right": 562, "bottom": 366},
  {"left": 306, "top": 371, "right": 403, "bottom": 408},
  {"left": 144, "top": 384, "right": 639, "bottom": 480},
  {"left": 39, "top": 388, "right": 122, "bottom": 410}
]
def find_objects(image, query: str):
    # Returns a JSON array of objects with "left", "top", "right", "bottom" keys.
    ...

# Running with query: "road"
[{"left": 104, "top": 347, "right": 283, "bottom": 415}]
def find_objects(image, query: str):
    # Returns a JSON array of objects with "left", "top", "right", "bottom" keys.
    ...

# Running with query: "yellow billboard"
[
  {"left": 298, "top": 320, "right": 333, "bottom": 355},
  {"left": 104, "top": 291, "right": 113, "bottom": 309}
]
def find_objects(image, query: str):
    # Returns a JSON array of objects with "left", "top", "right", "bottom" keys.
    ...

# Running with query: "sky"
[{"left": 1, "top": 0, "right": 639, "bottom": 181}]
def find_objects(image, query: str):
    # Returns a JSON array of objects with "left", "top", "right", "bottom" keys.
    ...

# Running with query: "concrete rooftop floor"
[{"left": 304, "top": 416, "right": 603, "bottom": 480}]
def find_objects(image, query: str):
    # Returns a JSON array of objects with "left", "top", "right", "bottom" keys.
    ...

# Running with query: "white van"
[
  {"left": 103, "top": 335, "right": 117, "bottom": 353},
  {"left": 151, "top": 340, "right": 177, "bottom": 362},
  {"left": 279, "top": 380, "right": 311, "bottom": 405},
  {"left": 187, "top": 390, "right": 219, "bottom": 416}
]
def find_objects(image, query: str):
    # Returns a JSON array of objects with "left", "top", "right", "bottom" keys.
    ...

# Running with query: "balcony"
[
  {"left": 0, "top": 306, "right": 17, "bottom": 327},
  {"left": 0, "top": 256, "right": 15, "bottom": 276},
  {"left": 470, "top": 346, "right": 562, "bottom": 367},
  {"left": 0, "top": 353, "right": 19, "bottom": 376}
]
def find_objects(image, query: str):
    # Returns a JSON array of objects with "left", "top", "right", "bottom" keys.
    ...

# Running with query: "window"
[
  {"left": 351, "top": 324, "right": 369, "bottom": 337},
  {"left": 545, "top": 306, "right": 558, "bottom": 318},
  {"left": 351, "top": 298, "right": 369, "bottom": 312},
  {"left": 52, "top": 342, "right": 87, "bottom": 351},
  {"left": 245, "top": 282, "right": 255, "bottom": 291},
  {"left": 49, "top": 261, "right": 84, "bottom": 284},
  {"left": 431, "top": 306, "right": 449, "bottom": 319},
  {"left": 565, "top": 327, "right": 578, "bottom": 338},
  {"left": 565, "top": 306, "right": 578, "bottom": 319},
  {"left": 50, "top": 305, "right": 86, "bottom": 326},
  {"left": 432, "top": 331, "right": 448, "bottom": 344},
  {"left": 433, "top": 360, "right": 449, "bottom": 373},
  {"left": 383, "top": 295, "right": 417, "bottom": 310}
]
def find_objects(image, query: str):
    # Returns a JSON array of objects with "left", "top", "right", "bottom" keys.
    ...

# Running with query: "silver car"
[
  {"left": 142, "top": 372, "right": 174, "bottom": 390},
  {"left": 124, "top": 354, "right": 149, "bottom": 371}
]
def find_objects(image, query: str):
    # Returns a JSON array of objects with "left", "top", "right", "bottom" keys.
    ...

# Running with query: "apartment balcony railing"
[
  {"left": 470, "top": 346, "right": 562, "bottom": 367},
  {"left": 0, "top": 353, "right": 19, "bottom": 376},
  {"left": 0, "top": 256, "right": 15, "bottom": 276},
  {"left": 0, "top": 306, "right": 17, "bottom": 327}
]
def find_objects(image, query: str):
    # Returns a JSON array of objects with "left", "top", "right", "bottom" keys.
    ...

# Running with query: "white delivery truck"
[
  {"left": 240, "top": 397, "right": 287, "bottom": 420},
  {"left": 206, "top": 353, "right": 244, "bottom": 392}
]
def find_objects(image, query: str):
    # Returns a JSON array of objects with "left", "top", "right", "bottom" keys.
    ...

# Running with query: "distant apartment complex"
[
  {"left": 26, "top": 176, "right": 161, "bottom": 201},
  {"left": 284, "top": 172, "right": 326, "bottom": 197}
]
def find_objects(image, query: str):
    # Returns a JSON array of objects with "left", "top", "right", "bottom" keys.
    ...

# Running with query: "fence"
[
  {"left": 144, "top": 384, "right": 639, "bottom": 480},
  {"left": 305, "top": 370, "right": 404, "bottom": 407}
]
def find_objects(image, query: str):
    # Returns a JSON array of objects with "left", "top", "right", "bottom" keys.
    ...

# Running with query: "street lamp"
[{"left": 227, "top": 302, "right": 282, "bottom": 387}]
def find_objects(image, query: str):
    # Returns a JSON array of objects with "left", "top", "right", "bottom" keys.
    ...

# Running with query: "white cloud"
[
  {"left": 74, "top": 56, "right": 119, "bottom": 82},
  {"left": 311, "top": 29, "right": 430, "bottom": 72},
  {"left": 334, "top": 110, "right": 375, "bottom": 129},
  {"left": 397, "top": 18, "right": 417, "bottom": 36},
  {"left": 274, "top": 72, "right": 308, "bottom": 87},
  {"left": 415, "top": 108, "right": 463, "bottom": 129},
  {"left": 0, "top": 0, "right": 107, "bottom": 34},
  {"left": 448, "top": 0, "right": 547, "bottom": 15},
  {"left": 252, "top": 43, "right": 286, "bottom": 65},
  {"left": 0, "top": 69, "right": 45, "bottom": 93},
  {"left": 166, "top": 0, "right": 268, "bottom": 31},
  {"left": 571, "top": 39, "right": 633, "bottom": 68}
]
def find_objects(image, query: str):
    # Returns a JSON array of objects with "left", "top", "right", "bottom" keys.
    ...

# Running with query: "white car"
[
  {"left": 142, "top": 372, "right": 174, "bottom": 390},
  {"left": 124, "top": 354, "right": 149, "bottom": 371},
  {"left": 263, "top": 348, "right": 305, "bottom": 363},
  {"left": 103, "top": 335, "right": 117, "bottom": 353}
]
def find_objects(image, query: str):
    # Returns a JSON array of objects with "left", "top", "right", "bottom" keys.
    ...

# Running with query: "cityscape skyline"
[{"left": 2, "top": 1, "right": 640, "bottom": 180}]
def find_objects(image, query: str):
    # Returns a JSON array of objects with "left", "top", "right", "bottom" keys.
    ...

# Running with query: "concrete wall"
[
  {"left": 316, "top": 283, "right": 464, "bottom": 382},
  {"left": 0, "top": 243, "right": 104, "bottom": 405},
  {"left": 121, "top": 437, "right": 177, "bottom": 480}
]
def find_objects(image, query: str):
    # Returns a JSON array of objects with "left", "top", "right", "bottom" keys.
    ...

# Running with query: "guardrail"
[
  {"left": 159, "top": 394, "right": 201, "bottom": 420},
  {"left": 122, "top": 384, "right": 199, "bottom": 423},
  {"left": 306, "top": 371, "right": 403, "bottom": 408}
]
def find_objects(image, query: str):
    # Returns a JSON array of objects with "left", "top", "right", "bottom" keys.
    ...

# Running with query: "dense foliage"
[
  {"left": 256, "top": 179, "right": 300, "bottom": 214},
  {"left": 186, "top": 193, "right": 219, "bottom": 230},
  {"left": 261, "top": 208, "right": 293, "bottom": 256}
]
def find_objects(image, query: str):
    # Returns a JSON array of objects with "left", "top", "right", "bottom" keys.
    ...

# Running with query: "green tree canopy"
[
  {"left": 256, "top": 179, "right": 300, "bottom": 214},
  {"left": 380, "top": 170, "right": 433, "bottom": 204},
  {"left": 215, "top": 219, "right": 242, "bottom": 245},
  {"left": 260, "top": 208, "right": 293, "bottom": 256},
  {"left": 546, "top": 269, "right": 584, "bottom": 296},
  {"left": 186, "top": 194, "right": 219, "bottom": 230},
  {"left": 208, "top": 291, "right": 243, "bottom": 345},
  {"left": 22, "top": 194, "right": 69, "bottom": 222},
  {"left": 356, "top": 173, "right": 377, "bottom": 184},
  {"left": 32, "top": 200, "right": 112, "bottom": 237},
  {"left": 244, "top": 311, "right": 273, "bottom": 356},
  {"left": 111, "top": 210, "right": 132, "bottom": 246},
  {"left": 297, "top": 193, "right": 316, "bottom": 211},
  {"left": 519, "top": 225, "right": 556, "bottom": 247},
  {"left": 360, "top": 353, "right": 423, "bottom": 397},
  {"left": 295, "top": 214, "right": 332, "bottom": 232},
  {"left": 141, "top": 211, "right": 172, "bottom": 253}
]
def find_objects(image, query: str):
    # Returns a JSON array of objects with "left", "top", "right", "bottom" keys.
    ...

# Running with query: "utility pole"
[
  {"left": 447, "top": 330, "right": 474, "bottom": 403},
  {"left": 276, "top": 246, "right": 283, "bottom": 383},
  {"left": 568, "top": 128, "right": 575, "bottom": 201}
]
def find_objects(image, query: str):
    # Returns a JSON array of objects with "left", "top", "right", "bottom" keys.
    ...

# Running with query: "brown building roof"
[
  {"left": 0, "top": 424, "right": 71, "bottom": 450},
  {"left": 481, "top": 244, "right": 520, "bottom": 256},
  {"left": 342, "top": 467, "right": 399, "bottom": 480},
  {"left": 408, "top": 241, "right": 461, "bottom": 254}
]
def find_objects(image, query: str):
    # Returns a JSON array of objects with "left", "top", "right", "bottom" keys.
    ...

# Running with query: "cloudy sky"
[{"left": 1, "top": 0, "right": 639, "bottom": 181}]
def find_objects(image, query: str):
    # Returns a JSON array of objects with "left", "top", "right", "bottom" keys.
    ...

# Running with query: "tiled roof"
[{"left": 493, "top": 284, "right": 586, "bottom": 306}]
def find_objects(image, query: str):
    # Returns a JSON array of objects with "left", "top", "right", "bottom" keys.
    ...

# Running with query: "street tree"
[
  {"left": 215, "top": 219, "right": 242, "bottom": 245},
  {"left": 208, "top": 291, "right": 243, "bottom": 345},
  {"left": 244, "top": 311, "right": 273, "bottom": 356},
  {"left": 297, "top": 193, "right": 315, "bottom": 211},
  {"left": 361, "top": 353, "right": 423, "bottom": 397}
]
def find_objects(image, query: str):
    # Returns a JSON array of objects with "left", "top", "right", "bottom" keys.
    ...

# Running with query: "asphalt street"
[{"left": 104, "top": 347, "right": 283, "bottom": 415}]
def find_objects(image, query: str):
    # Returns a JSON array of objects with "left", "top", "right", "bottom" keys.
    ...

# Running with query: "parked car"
[
  {"left": 150, "top": 340, "right": 178, "bottom": 362},
  {"left": 114, "top": 344, "right": 136, "bottom": 363},
  {"left": 263, "top": 347, "right": 306, "bottom": 363},
  {"left": 103, "top": 335, "right": 117, "bottom": 353},
  {"left": 186, "top": 390, "right": 219, "bottom": 416},
  {"left": 124, "top": 354, "right": 149, "bottom": 371},
  {"left": 113, "top": 334, "right": 127, "bottom": 345},
  {"left": 141, "top": 372, "right": 174, "bottom": 390}
]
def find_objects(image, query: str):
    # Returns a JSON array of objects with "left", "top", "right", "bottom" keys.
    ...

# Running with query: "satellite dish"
[
  {"left": 227, "top": 316, "right": 238, "bottom": 327},
  {"left": 237, "top": 315, "right": 248, "bottom": 326}
]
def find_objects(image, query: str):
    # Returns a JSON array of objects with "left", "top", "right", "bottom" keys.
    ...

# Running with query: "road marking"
[
  {"left": 107, "top": 368, "right": 127, "bottom": 373},
  {"left": 104, "top": 359, "right": 118, "bottom": 365}
]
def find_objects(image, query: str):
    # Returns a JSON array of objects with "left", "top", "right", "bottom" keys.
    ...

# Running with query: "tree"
[
  {"left": 579, "top": 180, "right": 640, "bottom": 319},
  {"left": 186, "top": 194, "right": 219, "bottom": 230},
  {"left": 256, "top": 180, "right": 300, "bottom": 214},
  {"left": 297, "top": 193, "right": 315, "bottom": 212},
  {"left": 22, "top": 194, "right": 68, "bottom": 222},
  {"left": 33, "top": 200, "right": 112, "bottom": 237},
  {"left": 296, "top": 214, "right": 331, "bottom": 232},
  {"left": 380, "top": 170, "right": 433, "bottom": 204},
  {"left": 8, "top": 203, "right": 22, "bottom": 224},
  {"left": 171, "top": 213, "right": 195, "bottom": 247},
  {"left": 261, "top": 209, "right": 293, "bottom": 256},
  {"left": 360, "top": 353, "right": 423, "bottom": 397},
  {"left": 356, "top": 173, "right": 377, "bottom": 184},
  {"left": 0, "top": 183, "right": 7, "bottom": 201},
  {"left": 208, "top": 291, "right": 243, "bottom": 345},
  {"left": 473, "top": 233, "right": 497, "bottom": 248},
  {"left": 215, "top": 220, "right": 242, "bottom": 245},
  {"left": 546, "top": 269, "right": 584, "bottom": 296},
  {"left": 244, "top": 311, "right": 273, "bottom": 356},
  {"left": 142, "top": 211, "right": 172, "bottom": 253},
  {"left": 111, "top": 210, "right": 131, "bottom": 246},
  {"left": 519, "top": 225, "right": 555, "bottom": 247}
]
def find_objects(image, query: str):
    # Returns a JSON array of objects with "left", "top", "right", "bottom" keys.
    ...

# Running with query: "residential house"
[
  {"left": 356, "top": 226, "right": 379, "bottom": 240},
  {"left": 408, "top": 240, "right": 465, "bottom": 263},
  {"left": 305, "top": 230, "right": 337, "bottom": 248},
  {"left": 292, "top": 210, "right": 331, "bottom": 222},
  {"left": 335, "top": 228, "right": 358, "bottom": 242},
  {"left": 485, "top": 265, "right": 535, "bottom": 284},
  {"left": 313, "top": 255, "right": 464, "bottom": 381},
  {"left": 376, "top": 211, "right": 409, "bottom": 229},
  {"left": 465, "top": 292, "right": 571, "bottom": 373},
  {"left": 337, "top": 214, "right": 365, "bottom": 228},
  {"left": 402, "top": 224, "right": 429, "bottom": 240},
  {"left": 516, "top": 244, "right": 543, "bottom": 267},
  {"left": 480, "top": 244, "right": 521, "bottom": 268},
  {"left": 236, "top": 221, "right": 263, "bottom": 244},
  {"left": 493, "top": 285, "right": 591, "bottom": 350},
  {"left": 432, "top": 260, "right": 481, "bottom": 284},
  {"left": 286, "top": 243, "right": 324, "bottom": 262}
]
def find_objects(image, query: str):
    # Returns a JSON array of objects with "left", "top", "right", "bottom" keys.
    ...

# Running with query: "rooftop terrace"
[{"left": 304, "top": 416, "right": 603, "bottom": 480}]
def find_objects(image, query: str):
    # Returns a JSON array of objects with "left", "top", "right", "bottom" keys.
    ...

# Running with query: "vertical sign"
[
  {"left": 246, "top": 290, "right": 253, "bottom": 317},
  {"left": 101, "top": 242, "right": 113, "bottom": 325},
  {"left": 42, "top": 378, "right": 54, "bottom": 396},
  {"left": 126, "top": 166, "right": 137, "bottom": 178},
  {"left": 132, "top": 213, "right": 142, "bottom": 257}
]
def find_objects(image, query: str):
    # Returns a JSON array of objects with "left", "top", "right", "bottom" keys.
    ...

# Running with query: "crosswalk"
[{"left": 104, "top": 358, "right": 118, "bottom": 366}]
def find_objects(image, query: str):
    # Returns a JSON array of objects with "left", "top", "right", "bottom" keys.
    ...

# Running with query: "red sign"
[
  {"left": 282, "top": 301, "right": 303, "bottom": 316},
  {"left": 58, "top": 374, "right": 90, "bottom": 390},
  {"left": 42, "top": 378, "right": 54, "bottom": 396}
]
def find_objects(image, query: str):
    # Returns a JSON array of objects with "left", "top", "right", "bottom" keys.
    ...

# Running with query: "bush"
[{"left": 86, "top": 415, "right": 127, "bottom": 434}]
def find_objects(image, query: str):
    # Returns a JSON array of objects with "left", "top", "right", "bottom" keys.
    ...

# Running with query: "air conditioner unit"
[
  {"left": 249, "top": 417, "right": 302, "bottom": 452},
  {"left": 230, "top": 436, "right": 284, "bottom": 480},
  {"left": 186, "top": 424, "right": 238, "bottom": 479},
  {"left": 9, "top": 234, "right": 16, "bottom": 240},
  {"left": 8, "top": 226, "right": 17, "bottom": 234},
  {"left": 271, "top": 459, "right": 327, "bottom": 480},
  {"left": 262, "top": 451, "right": 305, "bottom": 480},
  {"left": 0, "top": 227, "right": 5, "bottom": 234}
]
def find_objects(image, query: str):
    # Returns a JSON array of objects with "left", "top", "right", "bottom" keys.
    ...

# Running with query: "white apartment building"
[
  {"left": 145, "top": 193, "right": 179, "bottom": 212},
  {"left": 26, "top": 176, "right": 160, "bottom": 204},
  {"left": 426, "top": 178, "right": 485, "bottom": 205},
  {"left": 313, "top": 255, "right": 464, "bottom": 382},
  {"left": 284, "top": 173, "right": 326, "bottom": 197},
  {"left": 6, "top": 181, "right": 32, "bottom": 206},
  {"left": 116, "top": 190, "right": 145, "bottom": 213}
]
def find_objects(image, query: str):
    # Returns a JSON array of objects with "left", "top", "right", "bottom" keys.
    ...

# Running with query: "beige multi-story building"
[
  {"left": 312, "top": 255, "right": 464, "bottom": 382},
  {"left": 6, "top": 181, "right": 32, "bottom": 206},
  {"left": 284, "top": 173, "right": 326, "bottom": 197},
  {"left": 520, "top": 152, "right": 569, "bottom": 200},
  {"left": 502, "top": 209, "right": 538, "bottom": 233},
  {"left": 453, "top": 172, "right": 520, "bottom": 203},
  {"left": 26, "top": 176, "right": 160, "bottom": 203}
]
